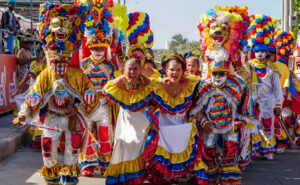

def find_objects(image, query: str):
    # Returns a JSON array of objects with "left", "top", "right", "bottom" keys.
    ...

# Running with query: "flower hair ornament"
[{"left": 161, "top": 54, "right": 186, "bottom": 71}]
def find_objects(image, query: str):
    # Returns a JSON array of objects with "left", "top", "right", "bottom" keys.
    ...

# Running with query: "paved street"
[{"left": 0, "top": 144, "right": 300, "bottom": 185}]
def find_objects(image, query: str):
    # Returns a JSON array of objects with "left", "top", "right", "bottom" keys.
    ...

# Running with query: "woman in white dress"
[
  {"left": 143, "top": 54, "right": 208, "bottom": 185},
  {"left": 103, "top": 57, "right": 155, "bottom": 185}
]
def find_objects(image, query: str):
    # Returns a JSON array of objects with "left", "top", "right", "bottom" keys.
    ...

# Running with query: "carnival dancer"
[
  {"left": 12, "top": 3, "right": 105, "bottom": 185},
  {"left": 143, "top": 54, "right": 207, "bottom": 185},
  {"left": 293, "top": 32, "right": 300, "bottom": 145},
  {"left": 246, "top": 14, "right": 283, "bottom": 160},
  {"left": 79, "top": 35, "right": 115, "bottom": 176},
  {"left": 78, "top": 0, "right": 116, "bottom": 176},
  {"left": 126, "top": 12, "right": 160, "bottom": 79},
  {"left": 272, "top": 30, "right": 295, "bottom": 153},
  {"left": 198, "top": 7, "right": 257, "bottom": 171},
  {"left": 190, "top": 59, "right": 256, "bottom": 185},
  {"left": 103, "top": 56, "right": 154, "bottom": 184}
]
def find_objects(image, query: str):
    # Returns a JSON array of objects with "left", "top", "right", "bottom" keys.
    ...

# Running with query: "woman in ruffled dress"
[
  {"left": 103, "top": 56, "right": 156, "bottom": 184},
  {"left": 144, "top": 54, "right": 208, "bottom": 185}
]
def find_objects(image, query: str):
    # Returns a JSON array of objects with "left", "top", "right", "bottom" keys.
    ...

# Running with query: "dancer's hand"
[
  {"left": 274, "top": 107, "right": 281, "bottom": 117},
  {"left": 150, "top": 123, "right": 159, "bottom": 132},
  {"left": 195, "top": 111, "right": 205, "bottom": 122},
  {"left": 64, "top": 107, "right": 78, "bottom": 118},
  {"left": 203, "top": 122, "right": 214, "bottom": 134},
  {"left": 12, "top": 115, "right": 26, "bottom": 127}
]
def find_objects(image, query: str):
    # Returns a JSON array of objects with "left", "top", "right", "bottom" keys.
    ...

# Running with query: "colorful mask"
[
  {"left": 49, "top": 16, "right": 74, "bottom": 42},
  {"left": 51, "top": 57, "right": 70, "bottom": 76}
]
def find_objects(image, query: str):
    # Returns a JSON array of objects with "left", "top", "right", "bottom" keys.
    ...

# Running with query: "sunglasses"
[{"left": 212, "top": 71, "right": 226, "bottom": 76}]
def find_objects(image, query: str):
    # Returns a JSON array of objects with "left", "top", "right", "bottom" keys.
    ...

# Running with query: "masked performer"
[
  {"left": 245, "top": 14, "right": 283, "bottom": 160},
  {"left": 79, "top": 0, "right": 116, "bottom": 176},
  {"left": 12, "top": 3, "right": 105, "bottom": 185},
  {"left": 190, "top": 59, "right": 256, "bottom": 185}
]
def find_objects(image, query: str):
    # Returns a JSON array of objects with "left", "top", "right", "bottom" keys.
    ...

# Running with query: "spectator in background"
[
  {"left": 16, "top": 36, "right": 38, "bottom": 91},
  {"left": 1, "top": 0, "right": 18, "bottom": 54}
]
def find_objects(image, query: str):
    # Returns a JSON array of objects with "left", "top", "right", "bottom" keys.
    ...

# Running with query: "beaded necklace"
[{"left": 123, "top": 76, "right": 145, "bottom": 94}]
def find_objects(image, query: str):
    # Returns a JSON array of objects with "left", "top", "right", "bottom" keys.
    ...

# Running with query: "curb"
[{"left": 0, "top": 129, "right": 24, "bottom": 161}]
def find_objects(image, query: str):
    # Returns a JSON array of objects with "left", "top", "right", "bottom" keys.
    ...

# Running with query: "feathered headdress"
[
  {"left": 198, "top": 8, "right": 243, "bottom": 63},
  {"left": 127, "top": 12, "right": 154, "bottom": 49},
  {"left": 274, "top": 30, "right": 294, "bottom": 65},
  {"left": 39, "top": 2, "right": 88, "bottom": 57},
  {"left": 215, "top": 6, "right": 249, "bottom": 51},
  {"left": 247, "top": 14, "right": 276, "bottom": 52},
  {"left": 113, "top": 3, "right": 129, "bottom": 42}
]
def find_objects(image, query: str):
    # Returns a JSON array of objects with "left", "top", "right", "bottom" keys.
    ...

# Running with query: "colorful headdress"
[
  {"left": 113, "top": 3, "right": 129, "bottom": 42},
  {"left": 198, "top": 8, "right": 243, "bottom": 63},
  {"left": 39, "top": 2, "right": 88, "bottom": 57},
  {"left": 247, "top": 14, "right": 276, "bottom": 52},
  {"left": 274, "top": 30, "right": 294, "bottom": 65},
  {"left": 211, "top": 60, "right": 230, "bottom": 72},
  {"left": 86, "top": 35, "right": 110, "bottom": 48},
  {"left": 215, "top": 6, "right": 249, "bottom": 51},
  {"left": 84, "top": 0, "right": 113, "bottom": 38},
  {"left": 127, "top": 12, "right": 154, "bottom": 48}
]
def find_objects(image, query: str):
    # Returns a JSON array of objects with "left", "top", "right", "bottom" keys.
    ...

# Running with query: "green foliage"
[
  {"left": 294, "top": 0, "right": 300, "bottom": 41},
  {"left": 154, "top": 34, "right": 201, "bottom": 67}
]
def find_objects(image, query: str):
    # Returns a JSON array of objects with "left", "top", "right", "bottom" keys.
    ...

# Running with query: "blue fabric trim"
[
  {"left": 153, "top": 124, "right": 200, "bottom": 172},
  {"left": 97, "top": 158, "right": 109, "bottom": 169},
  {"left": 61, "top": 176, "right": 79, "bottom": 183},
  {"left": 106, "top": 169, "right": 145, "bottom": 184},
  {"left": 221, "top": 172, "right": 241, "bottom": 179},
  {"left": 104, "top": 91, "right": 153, "bottom": 111},
  {"left": 194, "top": 169, "right": 208, "bottom": 179},
  {"left": 153, "top": 93, "right": 193, "bottom": 113},
  {"left": 80, "top": 160, "right": 98, "bottom": 169}
]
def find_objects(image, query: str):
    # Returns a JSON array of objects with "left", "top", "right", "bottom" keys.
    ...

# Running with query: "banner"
[{"left": 0, "top": 55, "right": 16, "bottom": 114}]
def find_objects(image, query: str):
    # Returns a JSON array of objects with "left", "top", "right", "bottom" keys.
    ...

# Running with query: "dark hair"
[
  {"left": 125, "top": 57, "right": 141, "bottom": 66},
  {"left": 166, "top": 58, "right": 186, "bottom": 72},
  {"left": 145, "top": 59, "right": 156, "bottom": 69},
  {"left": 186, "top": 56, "right": 200, "bottom": 67},
  {"left": 132, "top": 48, "right": 145, "bottom": 55}
]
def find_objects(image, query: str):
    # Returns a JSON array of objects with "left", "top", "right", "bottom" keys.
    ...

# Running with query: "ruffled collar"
[
  {"left": 104, "top": 79, "right": 153, "bottom": 111},
  {"left": 152, "top": 77, "right": 199, "bottom": 114}
]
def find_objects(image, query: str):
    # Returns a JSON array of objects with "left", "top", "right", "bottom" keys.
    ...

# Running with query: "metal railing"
[{"left": 0, "top": 28, "right": 42, "bottom": 55}]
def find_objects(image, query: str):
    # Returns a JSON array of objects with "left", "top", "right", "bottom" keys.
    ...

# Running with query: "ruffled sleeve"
[
  {"left": 103, "top": 80, "right": 153, "bottom": 111},
  {"left": 152, "top": 77, "right": 199, "bottom": 115}
]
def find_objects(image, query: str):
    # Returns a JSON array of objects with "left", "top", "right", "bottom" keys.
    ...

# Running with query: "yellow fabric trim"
[
  {"left": 252, "top": 134, "right": 261, "bottom": 143},
  {"left": 207, "top": 164, "right": 219, "bottom": 173},
  {"left": 149, "top": 68, "right": 161, "bottom": 79},
  {"left": 260, "top": 137, "right": 276, "bottom": 147},
  {"left": 152, "top": 76, "right": 198, "bottom": 108},
  {"left": 114, "top": 69, "right": 123, "bottom": 78},
  {"left": 155, "top": 123, "right": 198, "bottom": 163},
  {"left": 193, "top": 159, "right": 208, "bottom": 171},
  {"left": 40, "top": 163, "right": 61, "bottom": 179},
  {"left": 78, "top": 152, "right": 98, "bottom": 161},
  {"left": 88, "top": 43, "right": 109, "bottom": 49},
  {"left": 293, "top": 79, "right": 300, "bottom": 92},
  {"left": 103, "top": 80, "right": 153, "bottom": 106},
  {"left": 221, "top": 165, "right": 241, "bottom": 173},
  {"left": 59, "top": 164, "right": 81, "bottom": 177},
  {"left": 104, "top": 155, "right": 144, "bottom": 177},
  {"left": 274, "top": 61, "right": 290, "bottom": 88}
]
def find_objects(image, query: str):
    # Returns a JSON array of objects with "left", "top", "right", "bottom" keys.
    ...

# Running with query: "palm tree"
[{"left": 169, "top": 34, "right": 188, "bottom": 52}]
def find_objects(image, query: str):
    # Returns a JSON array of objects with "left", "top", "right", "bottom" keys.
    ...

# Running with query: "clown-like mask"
[
  {"left": 212, "top": 71, "right": 227, "bottom": 87},
  {"left": 90, "top": 47, "right": 105, "bottom": 61},
  {"left": 51, "top": 59, "right": 69, "bottom": 76},
  {"left": 50, "top": 16, "right": 74, "bottom": 42},
  {"left": 209, "top": 21, "right": 229, "bottom": 48},
  {"left": 255, "top": 51, "right": 267, "bottom": 61},
  {"left": 90, "top": 3, "right": 106, "bottom": 26}
]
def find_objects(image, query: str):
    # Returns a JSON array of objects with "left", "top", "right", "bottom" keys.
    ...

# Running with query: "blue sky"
[{"left": 125, "top": 0, "right": 282, "bottom": 49}]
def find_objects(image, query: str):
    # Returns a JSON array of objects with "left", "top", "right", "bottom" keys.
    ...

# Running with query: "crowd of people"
[{"left": 9, "top": 1, "right": 300, "bottom": 185}]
